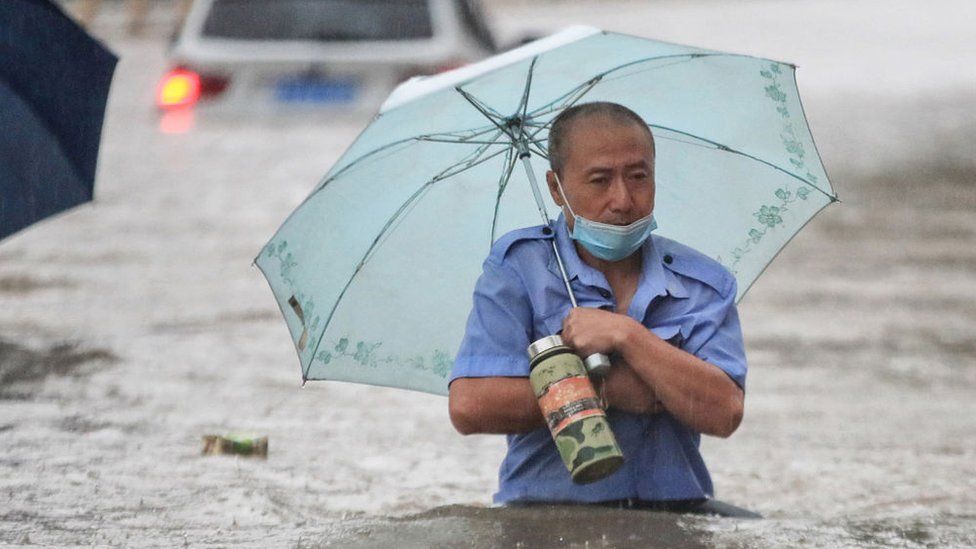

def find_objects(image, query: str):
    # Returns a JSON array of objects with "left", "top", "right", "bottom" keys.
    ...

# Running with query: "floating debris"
[{"left": 201, "top": 434, "right": 268, "bottom": 458}]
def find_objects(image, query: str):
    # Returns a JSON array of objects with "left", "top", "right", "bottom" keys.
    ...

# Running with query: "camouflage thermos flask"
[{"left": 527, "top": 335, "right": 624, "bottom": 484}]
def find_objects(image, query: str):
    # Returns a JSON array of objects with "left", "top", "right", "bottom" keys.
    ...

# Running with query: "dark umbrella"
[{"left": 0, "top": 0, "right": 117, "bottom": 240}]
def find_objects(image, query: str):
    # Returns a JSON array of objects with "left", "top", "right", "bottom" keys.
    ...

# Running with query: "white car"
[{"left": 156, "top": 0, "right": 497, "bottom": 114}]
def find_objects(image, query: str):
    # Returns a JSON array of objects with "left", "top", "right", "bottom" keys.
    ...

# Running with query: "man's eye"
[
  {"left": 589, "top": 176, "right": 609, "bottom": 184},
  {"left": 629, "top": 172, "right": 649, "bottom": 181}
]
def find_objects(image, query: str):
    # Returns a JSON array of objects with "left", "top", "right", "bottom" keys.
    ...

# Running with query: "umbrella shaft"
[
  {"left": 551, "top": 240, "right": 578, "bottom": 308},
  {"left": 518, "top": 148, "right": 552, "bottom": 228},
  {"left": 517, "top": 150, "right": 578, "bottom": 308}
]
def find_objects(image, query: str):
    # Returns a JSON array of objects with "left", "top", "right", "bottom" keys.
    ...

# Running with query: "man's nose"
[{"left": 606, "top": 176, "right": 634, "bottom": 213}]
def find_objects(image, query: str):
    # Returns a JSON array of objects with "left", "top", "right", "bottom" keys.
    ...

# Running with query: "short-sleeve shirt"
[{"left": 449, "top": 215, "right": 747, "bottom": 504}]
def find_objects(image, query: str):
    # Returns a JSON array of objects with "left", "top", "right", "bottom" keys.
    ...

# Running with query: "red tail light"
[
  {"left": 156, "top": 68, "right": 229, "bottom": 109},
  {"left": 157, "top": 68, "right": 200, "bottom": 108}
]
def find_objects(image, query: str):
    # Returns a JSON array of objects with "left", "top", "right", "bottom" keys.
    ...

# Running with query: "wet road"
[{"left": 2, "top": 1, "right": 975, "bottom": 546}]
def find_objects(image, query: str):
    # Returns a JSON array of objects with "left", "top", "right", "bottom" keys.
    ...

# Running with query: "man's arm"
[
  {"left": 449, "top": 365, "right": 661, "bottom": 435},
  {"left": 599, "top": 360, "right": 664, "bottom": 415},
  {"left": 561, "top": 307, "right": 744, "bottom": 438},
  {"left": 448, "top": 252, "right": 546, "bottom": 436},
  {"left": 617, "top": 320, "right": 743, "bottom": 437},
  {"left": 448, "top": 377, "right": 543, "bottom": 435}
]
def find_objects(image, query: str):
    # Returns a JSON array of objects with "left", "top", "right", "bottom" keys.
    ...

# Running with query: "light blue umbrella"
[{"left": 256, "top": 26, "right": 836, "bottom": 395}]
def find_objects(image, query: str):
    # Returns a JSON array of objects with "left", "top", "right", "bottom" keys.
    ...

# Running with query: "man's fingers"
[{"left": 561, "top": 308, "right": 616, "bottom": 357}]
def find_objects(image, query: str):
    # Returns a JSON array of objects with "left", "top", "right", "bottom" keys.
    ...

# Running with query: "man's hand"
[
  {"left": 562, "top": 308, "right": 663, "bottom": 415},
  {"left": 560, "top": 307, "right": 638, "bottom": 357},
  {"left": 601, "top": 361, "right": 664, "bottom": 415}
]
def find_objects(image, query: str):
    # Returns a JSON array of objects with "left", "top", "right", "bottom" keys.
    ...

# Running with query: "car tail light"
[
  {"left": 156, "top": 67, "right": 229, "bottom": 109},
  {"left": 157, "top": 68, "right": 200, "bottom": 108}
]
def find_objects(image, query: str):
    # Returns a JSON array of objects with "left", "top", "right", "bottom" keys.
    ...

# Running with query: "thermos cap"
[
  {"left": 527, "top": 335, "right": 565, "bottom": 359},
  {"left": 584, "top": 353, "right": 612, "bottom": 377}
]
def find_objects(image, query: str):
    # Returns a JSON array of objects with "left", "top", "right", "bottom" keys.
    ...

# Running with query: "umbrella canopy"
[
  {"left": 257, "top": 26, "right": 836, "bottom": 395},
  {"left": 0, "top": 0, "right": 117, "bottom": 240}
]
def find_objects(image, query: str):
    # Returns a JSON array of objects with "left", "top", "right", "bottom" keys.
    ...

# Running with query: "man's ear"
[{"left": 546, "top": 170, "right": 563, "bottom": 206}]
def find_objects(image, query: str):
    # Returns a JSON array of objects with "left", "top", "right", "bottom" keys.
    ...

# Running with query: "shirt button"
[
  {"left": 663, "top": 254, "right": 673, "bottom": 265},
  {"left": 598, "top": 288, "right": 611, "bottom": 298}
]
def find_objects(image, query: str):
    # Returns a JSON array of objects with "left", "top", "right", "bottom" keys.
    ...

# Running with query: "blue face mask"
[{"left": 554, "top": 173, "right": 657, "bottom": 262}]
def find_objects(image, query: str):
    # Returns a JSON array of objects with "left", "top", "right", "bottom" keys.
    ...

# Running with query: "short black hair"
[{"left": 547, "top": 102, "right": 654, "bottom": 175}]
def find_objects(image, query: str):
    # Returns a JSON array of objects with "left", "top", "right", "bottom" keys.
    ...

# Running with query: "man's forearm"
[
  {"left": 448, "top": 377, "right": 545, "bottom": 435},
  {"left": 617, "top": 320, "right": 743, "bottom": 437}
]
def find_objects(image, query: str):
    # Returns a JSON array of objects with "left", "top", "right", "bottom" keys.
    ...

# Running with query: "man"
[{"left": 448, "top": 102, "right": 747, "bottom": 509}]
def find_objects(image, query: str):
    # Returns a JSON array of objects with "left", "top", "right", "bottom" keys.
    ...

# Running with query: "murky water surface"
[{"left": 2, "top": 1, "right": 975, "bottom": 546}]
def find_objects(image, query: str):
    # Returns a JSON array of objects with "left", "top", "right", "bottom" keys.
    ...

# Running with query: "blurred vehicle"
[{"left": 156, "top": 0, "right": 498, "bottom": 114}]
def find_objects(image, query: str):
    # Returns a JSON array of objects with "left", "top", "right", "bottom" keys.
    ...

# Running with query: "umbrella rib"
[
  {"left": 526, "top": 140, "right": 549, "bottom": 159},
  {"left": 526, "top": 53, "right": 728, "bottom": 119},
  {"left": 297, "top": 126, "right": 502, "bottom": 209},
  {"left": 360, "top": 142, "right": 508, "bottom": 259},
  {"left": 522, "top": 124, "right": 552, "bottom": 157},
  {"left": 518, "top": 57, "right": 538, "bottom": 123},
  {"left": 519, "top": 124, "right": 551, "bottom": 159},
  {"left": 417, "top": 138, "right": 504, "bottom": 145},
  {"left": 653, "top": 133, "right": 719, "bottom": 150},
  {"left": 527, "top": 76, "right": 602, "bottom": 120},
  {"left": 305, "top": 144, "right": 512, "bottom": 369},
  {"left": 490, "top": 146, "right": 519, "bottom": 245},
  {"left": 596, "top": 57, "right": 700, "bottom": 87},
  {"left": 514, "top": 81, "right": 600, "bottom": 157},
  {"left": 454, "top": 87, "right": 507, "bottom": 122},
  {"left": 648, "top": 123, "right": 836, "bottom": 199},
  {"left": 334, "top": 126, "right": 501, "bottom": 176},
  {"left": 527, "top": 122, "right": 551, "bottom": 140},
  {"left": 454, "top": 87, "right": 515, "bottom": 142},
  {"left": 313, "top": 137, "right": 440, "bottom": 192},
  {"left": 425, "top": 124, "right": 503, "bottom": 142},
  {"left": 435, "top": 145, "right": 511, "bottom": 181}
]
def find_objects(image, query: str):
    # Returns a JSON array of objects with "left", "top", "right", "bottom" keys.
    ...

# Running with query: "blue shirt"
[{"left": 450, "top": 216, "right": 747, "bottom": 504}]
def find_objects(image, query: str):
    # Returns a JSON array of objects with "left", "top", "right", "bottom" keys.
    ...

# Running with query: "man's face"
[{"left": 546, "top": 116, "right": 655, "bottom": 231}]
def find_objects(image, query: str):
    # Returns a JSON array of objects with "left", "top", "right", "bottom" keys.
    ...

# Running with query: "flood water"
[{"left": 2, "top": 1, "right": 975, "bottom": 547}]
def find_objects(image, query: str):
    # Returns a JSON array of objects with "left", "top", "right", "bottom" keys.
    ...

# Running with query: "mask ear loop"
[{"left": 552, "top": 172, "right": 577, "bottom": 220}]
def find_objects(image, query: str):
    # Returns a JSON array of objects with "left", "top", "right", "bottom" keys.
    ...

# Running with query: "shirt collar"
[{"left": 550, "top": 213, "right": 609, "bottom": 290}]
